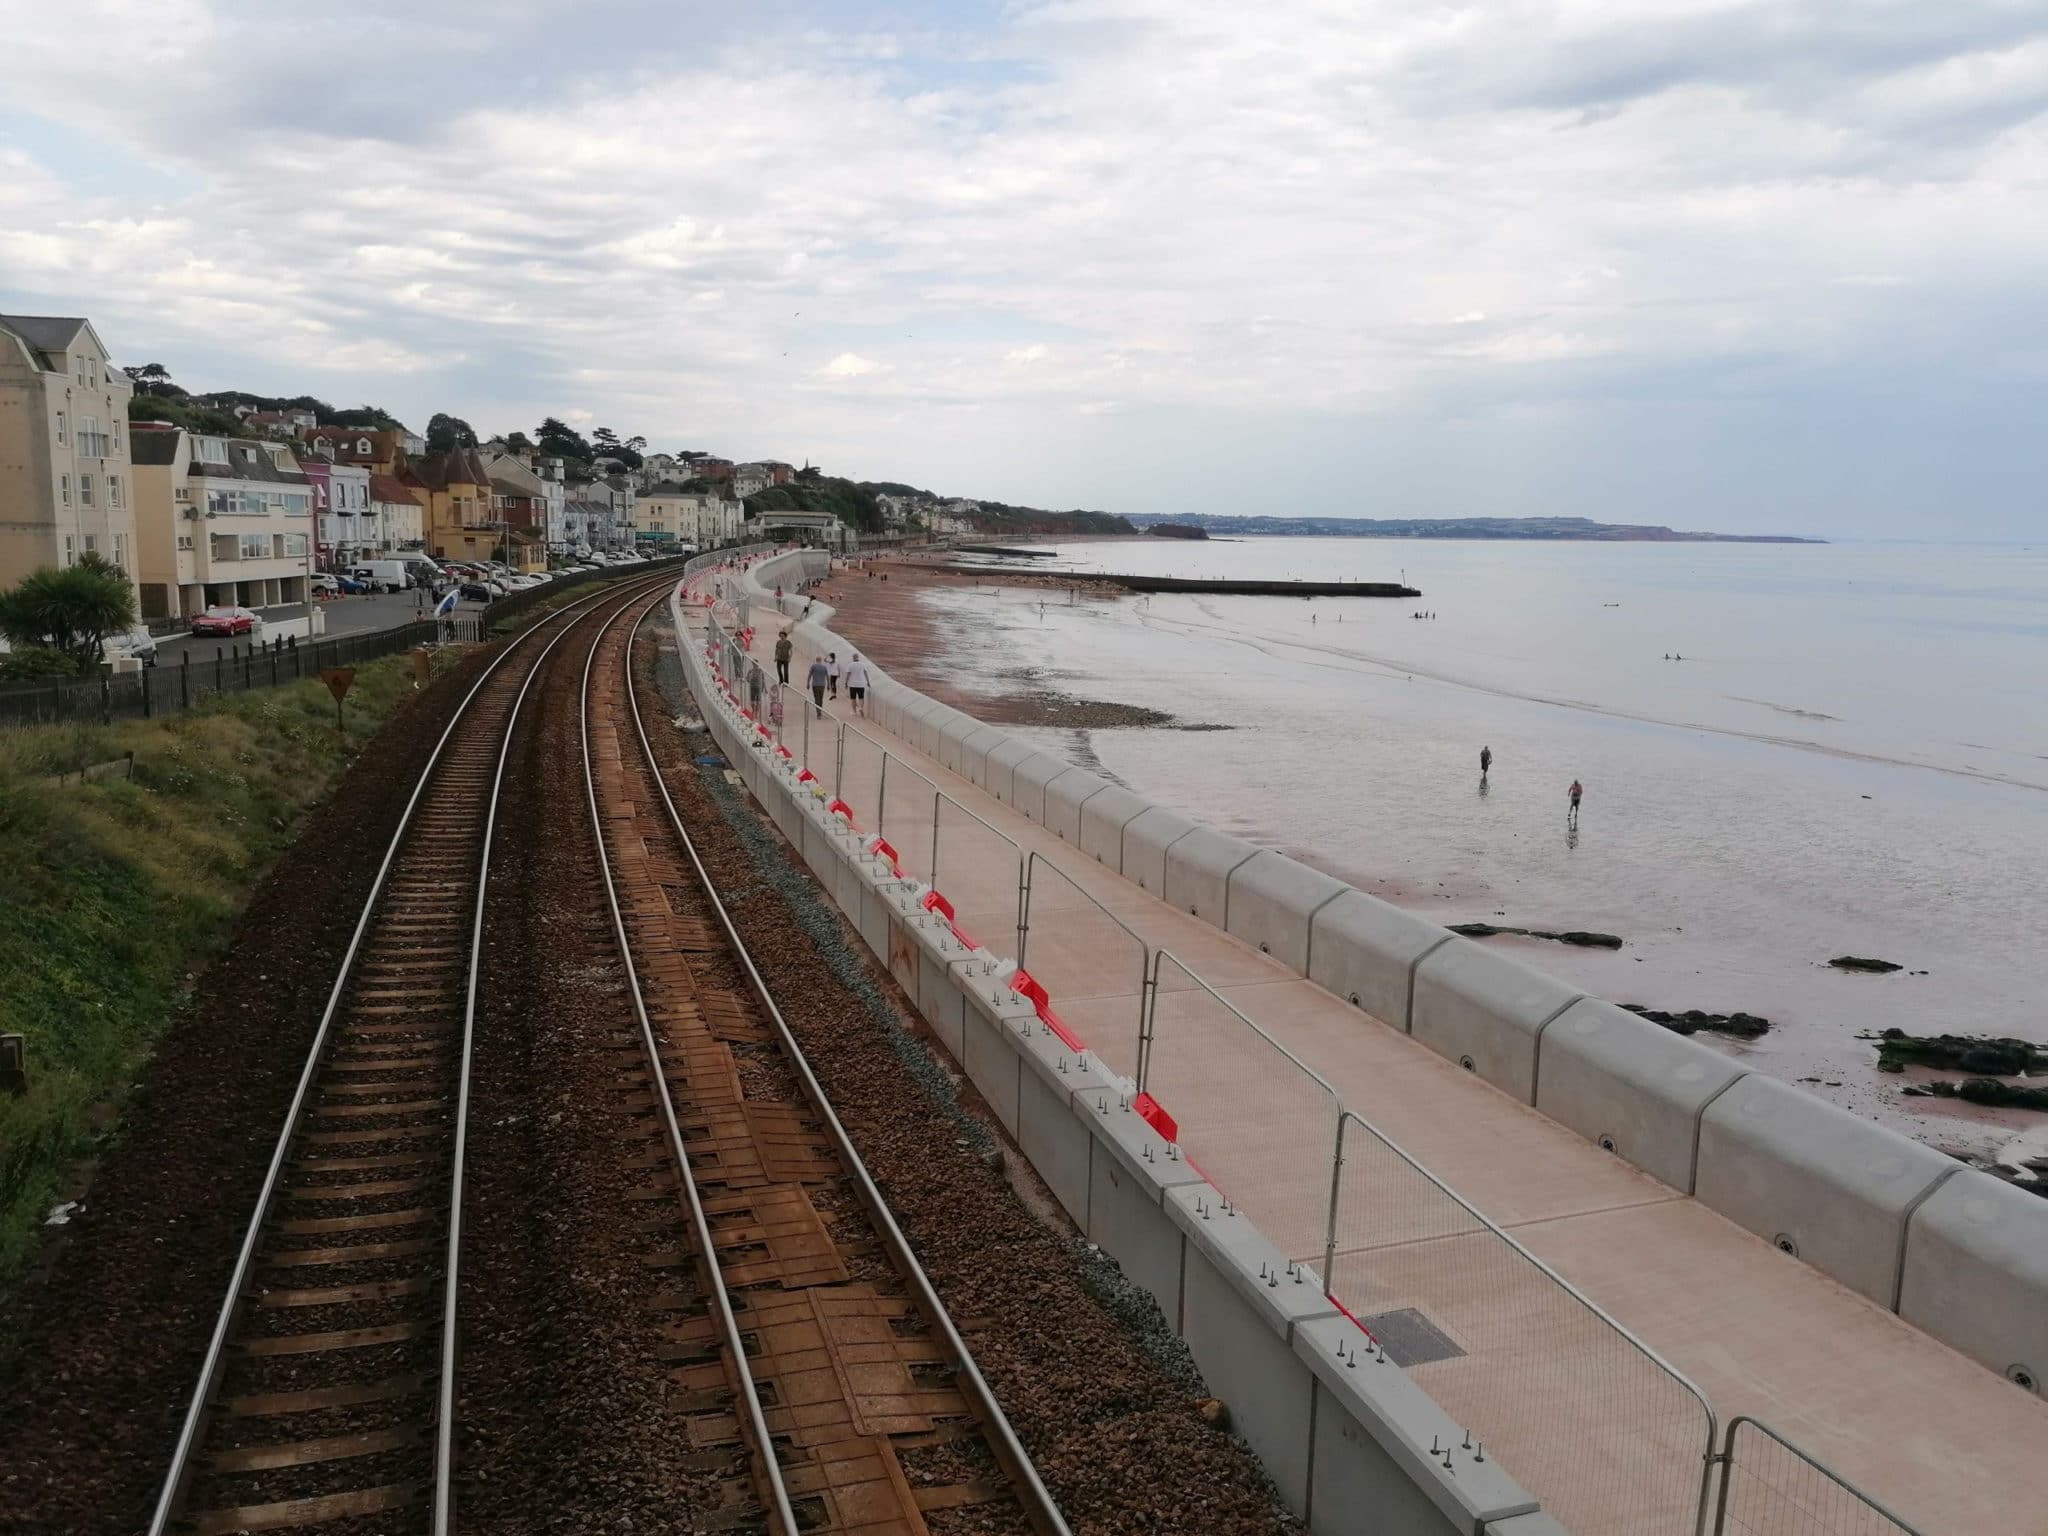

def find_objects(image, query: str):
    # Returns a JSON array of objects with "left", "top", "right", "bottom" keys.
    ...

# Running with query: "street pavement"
[{"left": 152, "top": 591, "right": 453, "bottom": 666}]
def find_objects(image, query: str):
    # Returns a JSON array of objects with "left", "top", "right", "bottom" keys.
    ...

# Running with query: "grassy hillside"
[{"left": 0, "top": 659, "right": 434, "bottom": 1295}]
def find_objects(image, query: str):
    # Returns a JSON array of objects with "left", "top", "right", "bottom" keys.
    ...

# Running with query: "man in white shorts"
[{"left": 844, "top": 654, "right": 871, "bottom": 716}]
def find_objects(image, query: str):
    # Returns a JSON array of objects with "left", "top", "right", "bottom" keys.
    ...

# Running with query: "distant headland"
[{"left": 1122, "top": 513, "right": 1824, "bottom": 544}]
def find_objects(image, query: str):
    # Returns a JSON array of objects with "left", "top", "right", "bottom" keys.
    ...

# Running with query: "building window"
[
  {"left": 240, "top": 533, "right": 270, "bottom": 559},
  {"left": 60, "top": 474, "right": 70, "bottom": 506},
  {"left": 177, "top": 534, "right": 194, "bottom": 552},
  {"left": 109, "top": 475, "right": 123, "bottom": 508},
  {"left": 64, "top": 536, "right": 75, "bottom": 565},
  {"left": 79, "top": 417, "right": 109, "bottom": 458},
  {"left": 56, "top": 410, "right": 66, "bottom": 444},
  {"left": 84, "top": 534, "right": 97, "bottom": 555},
  {"left": 282, "top": 532, "right": 308, "bottom": 557},
  {"left": 115, "top": 533, "right": 126, "bottom": 571},
  {"left": 80, "top": 474, "right": 94, "bottom": 507}
]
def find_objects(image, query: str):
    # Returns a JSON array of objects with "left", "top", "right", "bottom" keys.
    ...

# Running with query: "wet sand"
[{"left": 820, "top": 554, "right": 2048, "bottom": 1177}]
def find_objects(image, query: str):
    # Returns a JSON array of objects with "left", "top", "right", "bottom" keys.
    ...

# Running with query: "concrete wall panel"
[
  {"left": 1410, "top": 941, "right": 1582, "bottom": 1102},
  {"left": 1010, "top": 753, "right": 1075, "bottom": 825},
  {"left": 1225, "top": 850, "right": 1348, "bottom": 974},
  {"left": 1042, "top": 766, "right": 1111, "bottom": 844},
  {"left": 1162, "top": 824, "right": 1262, "bottom": 925},
  {"left": 1534, "top": 998, "right": 1748, "bottom": 1193},
  {"left": 1897, "top": 1172, "right": 2048, "bottom": 1394},
  {"left": 1307, "top": 891, "right": 1451, "bottom": 1031},
  {"left": 983, "top": 738, "right": 1039, "bottom": 806},
  {"left": 959, "top": 989, "right": 1027, "bottom": 1136},
  {"left": 958, "top": 725, "right": 1009, "bottom": 788},
  {"left": 1696, "top": 1074, "right": 1961, "bottom": 1306},
  {"left": 1015, "top": 1054, "right": 1100, "bottom": 1227},
  {"left": 936, "top": 709, "right": 980, "bottom": 774},
  {"left": 1121, "top": 805, "right": 1198, "bottom": 897},
  {"left": 1077, "top": 785, "right": 1150, "bottom": 870}
]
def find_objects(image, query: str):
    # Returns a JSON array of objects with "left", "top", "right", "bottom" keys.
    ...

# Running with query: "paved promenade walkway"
[{"left": 692, "top": 597, "right": 2047, "bottom": 1535}]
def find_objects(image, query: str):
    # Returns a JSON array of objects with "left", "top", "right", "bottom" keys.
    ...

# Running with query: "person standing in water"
[
  {"left": 1480, "top": 746, "right": 1492, "bottom": 776},
  {"left": 1568, "top": 779, "right": 1584, "bottom": 821}
]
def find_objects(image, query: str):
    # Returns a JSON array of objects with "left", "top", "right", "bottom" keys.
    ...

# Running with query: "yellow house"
[{"left": 407, "top": 448, "right": 502, "bottom": 563}]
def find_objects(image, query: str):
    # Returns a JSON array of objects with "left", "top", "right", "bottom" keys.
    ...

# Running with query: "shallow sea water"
[{"left": 925, "top": 538, "right": 2048, "bottom": 1152}]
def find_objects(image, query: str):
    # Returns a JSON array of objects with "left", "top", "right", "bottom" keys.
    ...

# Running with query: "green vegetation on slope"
[
  {"left": 746, "top": 478, "right": 885, "bottom": 533},
  {"left": 0, "top": 658, "right": 435, "bottom": 1295}
]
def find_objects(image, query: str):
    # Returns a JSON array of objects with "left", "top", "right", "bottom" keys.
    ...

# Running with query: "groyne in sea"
[{"left": 936, "top": 565, "right": 1421, "bottom": 597}]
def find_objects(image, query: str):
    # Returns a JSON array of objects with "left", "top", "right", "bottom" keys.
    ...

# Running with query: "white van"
[{"left": 349, "top": 560, "right": 413, "bottom": 593}]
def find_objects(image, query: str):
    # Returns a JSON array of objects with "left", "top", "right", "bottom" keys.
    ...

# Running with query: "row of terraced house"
[{"left": 0, "top": 313, "right": 766, "bottom": 620}]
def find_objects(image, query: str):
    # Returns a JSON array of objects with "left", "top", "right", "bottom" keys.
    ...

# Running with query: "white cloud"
[{"left": 0, "top": 0, "right": 2040, "bottom": 531}]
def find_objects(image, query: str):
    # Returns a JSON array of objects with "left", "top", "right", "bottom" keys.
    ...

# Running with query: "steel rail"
[
  {"left": 619, "top": 595, "right": 1075, "bottom": 1536},
  {"left": 146, "top": 570, "right": 679, "bottom": 1536},
  {"left": 576, "top": 596, "right": 804, "bottom": 1536}
]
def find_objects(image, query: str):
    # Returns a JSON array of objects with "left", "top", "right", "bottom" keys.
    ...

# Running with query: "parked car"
[
  {"left": 459, "top": 582, "right": 495, "bottom": 603},
  {"left": 309, "top": 573, "right": 340, "bottom": 595},
  {"left": 102, "top": 624, "right": 158, "bottom": 666},
  {"left": 334, "top": 574, "right": 370, "bottom": 594},
  {"left": 191, "top": 606, "right": 258, "bottom": 637}
]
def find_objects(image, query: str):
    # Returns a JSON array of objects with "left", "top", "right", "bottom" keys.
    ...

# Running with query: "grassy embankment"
[{"left": 0, "top": 655, "right": 445, "bottom": 1297}]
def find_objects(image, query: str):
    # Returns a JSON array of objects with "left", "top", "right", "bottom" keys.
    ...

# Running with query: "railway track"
[
  {"left": 147, "top": 572, "right": 677, "bottom": 1536},
  {"left": 577, "top": 595, "right": 1071, "bottom": 1536}
]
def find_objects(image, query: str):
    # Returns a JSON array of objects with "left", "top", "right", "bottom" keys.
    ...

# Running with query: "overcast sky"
[{"left": 2, "top": 0, "right": 2042, "bottom": 537}]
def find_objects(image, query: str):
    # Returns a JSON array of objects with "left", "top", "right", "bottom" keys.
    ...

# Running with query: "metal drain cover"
[{"left": 1355, "top": 1307, "right": 1465, "bottom": 1367}]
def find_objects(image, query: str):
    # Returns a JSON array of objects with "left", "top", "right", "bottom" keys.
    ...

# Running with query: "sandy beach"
[{"left": 812, "top": 545, "right": 2048, "bottom": 1185}]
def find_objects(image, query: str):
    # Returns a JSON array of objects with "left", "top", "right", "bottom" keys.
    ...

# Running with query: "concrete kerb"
[
  {"left": 1293, "top": 1313, "right": 1544, "bottom": 1536},
  {"left": 1162, "top": 824, "right": 1261, "bottom": 926},
  {"left": 1077, "top": 784, "right": 1151, "bottom": 870},
  {"left": 1897, "top": 1171, "right": 2048, "bottom": 1394},
  {"left": 1533, "top": 997, "right": 1749, "bottom": 1193},
  {"left": 1410, "top": 940, "right": 1584, "bottom": 1103},
  {"left": 1224, "top": 850, "right": 1349, "bottom": 975},
  {"left": 1307, "top": 892, "right": 1453, "bottom": 1032},
  {"left": 1695, "top": 1073, "right": 1963, "bottom": 1307}
]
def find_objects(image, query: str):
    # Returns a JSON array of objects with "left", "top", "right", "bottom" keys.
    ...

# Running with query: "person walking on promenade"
[
  {"left": 807, "top": 655, "right": 830, "bottom": 718},
  {"left": 747, "top": 659, "right": 765, "bottom": 715},
  {"left": 1480, "top": 745, "right": 1492, "bottom": 776},
  {"left": 774, "top": 629, "right": 793, "bottom": 685},
  {"left": 827, "top": 651, "right": 841, "bottom": 699},
  {"left": 1568, "top": 779, "right": 1584, "bottom": 822},
  {"left": 845, "top": 654, "right": 870, "bottom": 716}
]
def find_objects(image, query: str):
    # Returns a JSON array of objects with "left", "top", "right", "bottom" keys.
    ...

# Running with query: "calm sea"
[{"left": 925, "top": 537, "right": 2048, "bottom": 1150}]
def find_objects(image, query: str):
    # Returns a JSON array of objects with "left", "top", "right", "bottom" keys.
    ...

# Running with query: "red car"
[{"left": 190, "top": 605, "right": 258, "bottom": 637}]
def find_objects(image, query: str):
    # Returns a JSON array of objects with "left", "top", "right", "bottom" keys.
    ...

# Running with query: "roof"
[
  {"left": 413, "top": 447, "right": 493, "bottom": 491},
  {"left": 191, "top": 439, "right": 310, "bottom": 486},
  {"left": 0, "top": 314, "right": 89, "bottom": 368},
  {"left": 369, "top": 473, "right": 421, "bottom": 506},
  {"left": 489, "top": 476, "right": 543, "bottom": 500},
  {"left": 564, "top": 499, "right": 613, "bottom": 516},
  {"left": 127, "top": 427, "right": 182, "bottom": 466}
]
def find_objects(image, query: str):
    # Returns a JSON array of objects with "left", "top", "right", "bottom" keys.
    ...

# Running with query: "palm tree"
[{"left": 0, "top": 560, "right": 138, "bottom": 667}]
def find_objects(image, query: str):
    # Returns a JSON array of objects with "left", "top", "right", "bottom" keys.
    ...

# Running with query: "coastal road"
[{"left": 151, "top": 591, "right": 474, "bottom": 666}]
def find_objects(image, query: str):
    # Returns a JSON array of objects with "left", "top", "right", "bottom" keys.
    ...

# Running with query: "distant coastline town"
[{"left": 2, "top": 307, "right": 1821, "bottom": 678}]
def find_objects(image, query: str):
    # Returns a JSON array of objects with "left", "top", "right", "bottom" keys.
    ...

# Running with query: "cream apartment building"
[
  {"left": 640, "top": 482, "right": 743, "bottom": 548},
  {"left": 130, "top": 427, "right": 315, "bottom": 617},
  {"left": 0, "top": 314, "right": 139, "bottom": 601}
]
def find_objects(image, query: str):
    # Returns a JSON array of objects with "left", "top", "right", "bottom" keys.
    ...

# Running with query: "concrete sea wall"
[
  {"left": 742, "top": 548, "right": 2048, "bottom": 1407},
  {"left": 674, "top": 570, "right": 1560, "bottom": 1534}
]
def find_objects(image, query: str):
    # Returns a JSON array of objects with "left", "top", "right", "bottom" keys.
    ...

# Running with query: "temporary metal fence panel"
[
  {"left": 1323, "top": 1106, "right": 1715, "bottom": 1536},
  {"left": 1016, "top": 850, "right": 1149, "bottom": 1082},
  {"left": 930, "top": 789, "right": 1026, "bottom": 961},
  {"left": 1139, "top": 950, "right": 1342, "bottom": 1261},
  {"left": 1711, "top": 1418, "right": 1925, "bottom": 1536}
]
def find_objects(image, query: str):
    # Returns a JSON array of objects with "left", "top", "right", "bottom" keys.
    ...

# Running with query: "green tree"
[
  {"left": 426, "top": 412, "right": 477, "bottom": 455},
  {"left": 536, "top": 416, "right": 592, "bottom": 462},
  {"left": 503, "top": 430, "right": 534, "bottom": 454},
  {"left": 327, "top": 405, "right": 403, "bottom": 430},
  {"left": 592, "top": 426, "right": 620, "bottom": 452},
  {"left": 122, "top": 362, "right": 181, "bottom": 397},
  {"left": 0, "top": 561, "right": 138, "bottom": 667}
]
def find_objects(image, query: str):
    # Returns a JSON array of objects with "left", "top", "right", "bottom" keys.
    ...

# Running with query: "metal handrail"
[
  {"left": 147, "top": 569, "right": 673, "bottom": 1536},
  {"left": 580, "top": 596, "right": 802, "bottom": 1536},
  {"left": 1324, "top": 1103, "right": 1720, "bottom": 1534},
  {"left": 1711, "top": 1417, "right": 1928, "bottom": 1536},
  {"left": 1143, "top": 947, "right": 1343, "bottom": 1112},
  {"left": 640, "top": 597, "right": 1074, "bottom": 1536}
]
